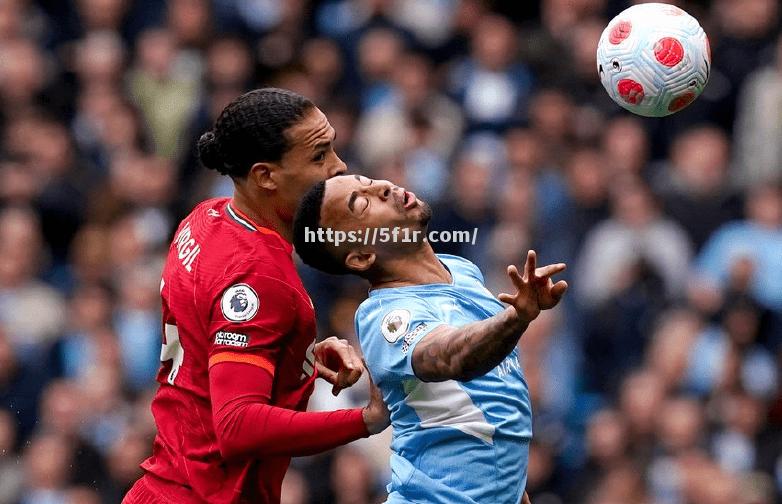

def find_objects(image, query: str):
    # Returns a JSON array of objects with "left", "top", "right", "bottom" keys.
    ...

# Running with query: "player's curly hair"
[
  {"left": 197, "top": 88, "right": 314, "bottom": 178},
  {"left": 293, "top": 181, "right": 351, "bottom": 275}
]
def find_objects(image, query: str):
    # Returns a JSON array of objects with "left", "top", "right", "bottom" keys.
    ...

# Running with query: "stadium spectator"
[
  {"left": 575, "top": 179, "right": 692, "bottom": 307},
  {"left": 0, "top": 207, "right": 66, "bottom": 359},
  {"left": 653, "top": 125, "right": 743, "bottom": 251},
  {"left": 693, "top": 182, "right": 782, "bottom": 310},
  {"left": 128, "top": 28, "right": 199, "bottom": 159},
  {"left": 448, "top": 14, "right": 533, "bottom": 131}
]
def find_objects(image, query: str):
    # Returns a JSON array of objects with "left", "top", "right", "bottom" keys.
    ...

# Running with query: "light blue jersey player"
[
  {"left": 293, "top": 175, "right": 568, "bottom": 504},
  {"left": 356, "top": 253, "right": 534, "bottom": 503}
]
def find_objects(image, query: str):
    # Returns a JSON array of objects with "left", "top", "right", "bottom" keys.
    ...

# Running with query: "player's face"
[
  {"left": 272, "top": 107, "right": 347, "bottom": 220},
  {"left": 320, "top": 174, "right": 432, "bottom": 245}
]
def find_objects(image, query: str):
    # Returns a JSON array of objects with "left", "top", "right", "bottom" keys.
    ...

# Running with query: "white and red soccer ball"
[{"left": 596, "top": 2, "right": 710, "bottom": 117}]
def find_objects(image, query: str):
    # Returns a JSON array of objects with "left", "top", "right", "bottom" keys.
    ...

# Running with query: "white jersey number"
[{"left": 161, "top": 323, "right": 184, "bottom": 385}]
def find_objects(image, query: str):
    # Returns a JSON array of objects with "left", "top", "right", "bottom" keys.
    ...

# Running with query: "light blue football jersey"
[{"left": 355, "top": 254, "right": 532, "bottom": 504}]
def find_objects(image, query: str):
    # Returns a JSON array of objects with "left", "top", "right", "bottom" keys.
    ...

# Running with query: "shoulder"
[
  {"left": 355, "top": 290, "right": 445, "bottom": 351},
  {"left": 220, "top": 257, "right": 297, "bottom": 296},
  {"left": 184, "top": 203, "right": 294, "bottom": 284},
  {"left": 208, "top": 259, "right": 303, "bottom": 325},
  {"left": 436, "top": 253, "right": 475, "bottom": 270},
  {"left": 437, "top": 254, "right": 485, "bottom": 284},
  {"left": 201, "top": 261, "right": 298, "bottom": 319},
  {"left": 356, "top": 295, "right": 405, "bottom": 329},
  {"left": 182, "top": 197, "right": 230, "bottom": 224},
  {"left": 355, "top": 292, "right": 434, "bottom": 331},
  {"left": 198, "top": 240, "right": 298, "bottom": 305},
  {"left": 357, "top": 290, "right": 438, "bottom": 316}
]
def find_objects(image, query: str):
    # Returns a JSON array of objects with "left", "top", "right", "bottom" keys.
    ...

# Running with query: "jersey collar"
[
  {"left": 226, "top": 202, "right": 293, "bottom": 254},
  {"left": 367, "top": 258, "right": 455, "bottom": 296}
]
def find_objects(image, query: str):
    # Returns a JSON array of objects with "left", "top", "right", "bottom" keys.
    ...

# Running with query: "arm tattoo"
[{"left": 412, "top": 307, "right": 529, "bottom": 382}]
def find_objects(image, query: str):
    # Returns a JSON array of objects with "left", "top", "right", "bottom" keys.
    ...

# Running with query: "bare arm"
[
  {"left": 412, "top": 307, "right": 528, "bottom": 382},
  {"left": 412, "top": 251, "right": 567, "bottom": 382}
]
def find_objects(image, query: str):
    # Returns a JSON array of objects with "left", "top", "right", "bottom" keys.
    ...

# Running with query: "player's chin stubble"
[{"left": 418, "top": 201, "right": 433, "bottom": 227}]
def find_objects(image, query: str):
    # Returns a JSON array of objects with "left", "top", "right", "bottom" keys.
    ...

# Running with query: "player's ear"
[
  {"left": 345, "top": 248, "right": 375, "bottom": 273},
  {"left": 249, "top": 162, "right": 278, "bottom": 191}
]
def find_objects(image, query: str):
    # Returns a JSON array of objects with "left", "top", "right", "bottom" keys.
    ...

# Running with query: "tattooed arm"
[
  {"left": 412, "top": 251, "right": 568, "bottom": 383},
  {"left": 412, "top": 306, "right": 529, "bottom": 382}
]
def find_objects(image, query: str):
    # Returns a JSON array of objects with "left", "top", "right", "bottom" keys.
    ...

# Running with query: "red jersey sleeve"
[
  {"left": 206, "top": 266, "right": 296, "bottom": 378},
  {"left": 210, "top": 362, "right": 368, "bottom": 459}
]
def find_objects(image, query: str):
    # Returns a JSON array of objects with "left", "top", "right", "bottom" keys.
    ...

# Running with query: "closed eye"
[
  {"left": 348, "top": 192, "right": 370, "bottom": 215},
  {"left": 357, "top": 197, "right": 369, "bottom": 214}
]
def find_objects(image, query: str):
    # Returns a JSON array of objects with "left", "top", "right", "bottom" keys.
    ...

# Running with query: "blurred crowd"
[{"left": 0, "top": 0, "right": 781, "bottom": 503}]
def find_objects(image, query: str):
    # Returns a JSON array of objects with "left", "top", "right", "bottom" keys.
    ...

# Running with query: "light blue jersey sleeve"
[{"left": 355, "top": 294, "right": 446, "bottom": 383}]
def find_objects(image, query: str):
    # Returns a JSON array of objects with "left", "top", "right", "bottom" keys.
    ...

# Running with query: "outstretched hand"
[{"left": 497, "top": 250, "right": 568, "bottom": 324}]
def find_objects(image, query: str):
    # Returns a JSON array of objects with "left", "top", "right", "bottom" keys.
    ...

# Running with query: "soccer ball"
[{"left": 596, "top": 3, "right": 710, "bottom": 117}]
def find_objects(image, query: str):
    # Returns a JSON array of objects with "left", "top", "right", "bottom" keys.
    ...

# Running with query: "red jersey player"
[{"left": 123, "top": 89, "right": 389, "bottom": 504}]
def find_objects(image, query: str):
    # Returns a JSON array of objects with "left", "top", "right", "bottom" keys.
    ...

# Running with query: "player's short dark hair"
[
  {"left": 293, "top": 181, "right": 351, "bottom": 275},
  {"left": 197, "top": 88, "right": 314, "bottom": 178}
]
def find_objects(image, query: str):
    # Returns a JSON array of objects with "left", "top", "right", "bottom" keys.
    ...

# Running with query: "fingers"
[
  {"left": 344, "top": 343, "right": 365, "bottom": 378},
  {"left": 534, "top": 263, "right": 566, "bottom": 279},
  {"left": 315, "top": 361, "right": 338, "bottom": 385},
  {"left": 509, "top": 251, "right": 563, "bottom": 287},
  {"left": 314, "top": 337, "right": 365, "bottom": 394},
  {"left": 506, "top": 265, "right": 525, "bottom": 291},
  {"left": 332, "top": 366, "right": 363, "bottom": 396},
  {"left": 524, "top": 250, "right": 536, "bottom": 281},
  {"left": 318, "top": 337, "right": 363, "bottom": 373},
  {"left": 332, "top": 368, "right": 350, "bottom": 396},
  {"left": 335, "top": 340, "right": 364, "bottom": 372},
  {"left": 504, "top": 253, "right": 568, "bottom": 310},
  {"left": 551, "top": 280, "right": 568, "bottom": 301}
]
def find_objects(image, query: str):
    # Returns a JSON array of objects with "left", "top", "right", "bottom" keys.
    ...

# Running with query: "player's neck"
[
  {"left": 230, "top": 190, "right": 293, "bottom": 243},
  {"left": 369, "top": 245, "right": 451, "bottom": 289}
]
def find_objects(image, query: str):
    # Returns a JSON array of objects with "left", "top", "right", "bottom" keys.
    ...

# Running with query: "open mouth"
[{"left": 403, "top": 190, "right": 417, "bottom": 209}]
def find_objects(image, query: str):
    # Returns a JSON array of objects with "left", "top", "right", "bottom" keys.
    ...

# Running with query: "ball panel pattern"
[
  {"left": 668, "top": 92, "right": 696, "bottom": 112},
  {"left": 596, "top": 2, "right": 709, "bottom": 117},
  {"left": 654, "top": 37, "right": 684, "bottom": 66},
  {"left": 609, "top": 21, "right": 632, "bottom": 44},
  {"left": 617, "top": 79, "right": 645, "bottom": 104}
]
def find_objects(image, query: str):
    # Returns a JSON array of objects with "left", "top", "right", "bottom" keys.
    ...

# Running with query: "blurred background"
[{"left": 0, "top": 0, "right": 780, "bottom": 503}]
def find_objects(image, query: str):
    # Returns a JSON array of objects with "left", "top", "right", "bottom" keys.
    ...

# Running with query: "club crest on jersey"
[
  {"left": 221, "top": 284, "right": 259, "bottom": 322},
  {"left": 381, "top": 309, "right": 411, "bottom": 343}
]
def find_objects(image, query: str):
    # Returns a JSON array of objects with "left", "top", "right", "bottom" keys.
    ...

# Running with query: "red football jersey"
[{"left": 141, "top": 197, "right": 318, "bottom": 503}]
